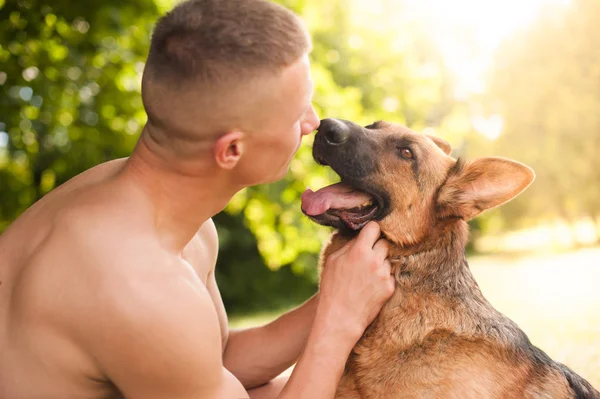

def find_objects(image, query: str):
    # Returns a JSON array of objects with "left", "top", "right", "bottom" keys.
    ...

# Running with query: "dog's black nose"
[{"left": 320, "top": 118, "right": 349, "bottom": 145}]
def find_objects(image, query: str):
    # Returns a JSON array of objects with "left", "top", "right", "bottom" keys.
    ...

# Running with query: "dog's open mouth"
[{"left": 301, "top": 182, "right": 379, "bottom": 230}]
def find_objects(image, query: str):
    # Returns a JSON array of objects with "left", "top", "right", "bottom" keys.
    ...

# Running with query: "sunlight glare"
[
  {"left": 353, "top": 0, "right": 572, "bottom": 96},
  {"left": 413, "top": 0, "right": 572, "bottom": 98},
  {"left": 472, "top": 114, "right": 503, "bottom": 140},
  {"left": 351, "top": 0, "right": 572, "bottom": 138}
]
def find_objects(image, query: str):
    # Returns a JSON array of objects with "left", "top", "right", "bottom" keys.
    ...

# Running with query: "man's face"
[{"left": 235, "top": 55, "right": 320, "bottom": 185}]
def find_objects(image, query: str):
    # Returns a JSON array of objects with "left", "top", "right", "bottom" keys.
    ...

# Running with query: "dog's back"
[{"left": 557, "top": 363, "right": 600, "bottom": 399}]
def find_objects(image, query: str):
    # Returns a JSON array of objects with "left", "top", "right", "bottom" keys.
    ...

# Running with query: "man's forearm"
[
  {"left": 223, "top": 295, "right": 319, "bottom": 388},
  {"left": 277, "top": 307, "right": 361, "bottom": 399}
]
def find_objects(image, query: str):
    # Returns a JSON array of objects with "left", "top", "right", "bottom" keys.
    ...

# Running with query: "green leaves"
[{"left": 0, "top": 0, "right": 157, "bottom": 227}]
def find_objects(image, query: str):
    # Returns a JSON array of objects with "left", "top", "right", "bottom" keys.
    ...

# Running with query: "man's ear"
[
  {"left": 426, "top": 135, "right": 452, "bottom": 155},
  {"left": 214, "top": 131, "right": 245, "bottom": 170},
  {"left": 437, "top": 157, "right": 535, "bottom": 221}
]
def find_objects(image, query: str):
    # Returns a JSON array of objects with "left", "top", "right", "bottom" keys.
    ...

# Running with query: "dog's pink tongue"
[{"left": 301, "top": 183, "right": 373, "bottom": 216}]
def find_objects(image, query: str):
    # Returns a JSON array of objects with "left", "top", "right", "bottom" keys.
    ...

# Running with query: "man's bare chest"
[
  {"left": 182, "top": 237, "right": 214, "bottom": 283},
  {"left": 181, "top": 228, "right": 229, "bottom": 351}
]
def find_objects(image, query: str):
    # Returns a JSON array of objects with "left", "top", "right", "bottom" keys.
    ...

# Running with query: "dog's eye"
[{"left": 399, "top": 147, "right": 414, "bottom": 159}]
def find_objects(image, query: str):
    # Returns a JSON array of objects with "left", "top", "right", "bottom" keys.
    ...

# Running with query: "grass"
[{"left": 229, "top": 247, "right": 600, "bottom": 387}]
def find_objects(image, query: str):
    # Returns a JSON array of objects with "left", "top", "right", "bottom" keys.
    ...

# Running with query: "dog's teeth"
[{"left": 360, "top": 199, "right": 373, "bottom": 207}]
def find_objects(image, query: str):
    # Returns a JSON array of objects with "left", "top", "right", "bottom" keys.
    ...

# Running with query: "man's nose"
[
  {"left": 301, "top": 105, "right": 320, "bottom": 136},
  {"left": 318, "top": 118, "right": 350, "bottom": 144}
]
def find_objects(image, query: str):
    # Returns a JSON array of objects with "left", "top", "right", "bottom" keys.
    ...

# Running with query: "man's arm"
[
  {"left": 221, "top": 222, "right": 394, "bottom": 398},
  {"left": 279, "top": 222, "right": 394, "bottom": 398},
  {"left": 222, "top": 293, "right": 319, "bottom": 388},
  {"left": 204, "top": 217, "right": 319, "bottom": 389}
]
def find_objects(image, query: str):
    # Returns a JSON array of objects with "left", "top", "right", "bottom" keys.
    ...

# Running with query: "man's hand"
[
  {"left": 317, "top": 221, "right": 395, "bottom": 342},
  {"left": 279, "top": 221, "right": 394, "bottom": 398}
]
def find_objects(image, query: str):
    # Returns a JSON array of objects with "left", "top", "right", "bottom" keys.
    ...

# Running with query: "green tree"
[
  {"left": 487, "top": 0, "right": 600, "bottom": 237},
  {"left": 0, "top": 0, "right": 158, "bottom": 230}
]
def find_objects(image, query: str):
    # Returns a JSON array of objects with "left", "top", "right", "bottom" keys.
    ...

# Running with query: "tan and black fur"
[{"left": 309, "top": 118, "right": 600, "bottom": 398}]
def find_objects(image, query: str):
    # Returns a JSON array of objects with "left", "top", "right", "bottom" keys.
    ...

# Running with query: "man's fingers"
[
  {"left": 383, "top": 259, "right": 392, "bottom": 275},
  {"left": 353, "top": 221, "right": 381, "bottom": 249},
  {"left": 373, "top": 238, "right": 390, "bottom": 260},
  {"left": 330, "top": 238, "right": 353, "bottom": 261},
  {"left": 383, "top": 260, "right": 395, "bottom": 296}
]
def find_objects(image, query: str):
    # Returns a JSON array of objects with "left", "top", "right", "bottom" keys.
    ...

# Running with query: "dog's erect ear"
[
  {"left": 437, "top": 157, "right": 535, "bottom": 221},
  {"left": 426, "top": 135, "right": 452, "bottom": 155}
]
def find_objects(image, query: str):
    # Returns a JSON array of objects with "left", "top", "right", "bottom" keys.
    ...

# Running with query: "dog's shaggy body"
[
  {"left": 325, "top": 225, "right": 594, "bottom": 398},
  {"left": 305, "top": 118, "right": 599, "bottom": 398}
]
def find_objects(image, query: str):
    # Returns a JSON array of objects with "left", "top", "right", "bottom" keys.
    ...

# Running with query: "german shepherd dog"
[{"left": 301, "top": 118, "right": 600, "bottom": 398}]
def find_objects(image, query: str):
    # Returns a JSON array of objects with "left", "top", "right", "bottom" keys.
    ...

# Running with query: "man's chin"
[
  {"left": 246, "top": 165, "right": 290, "bottom": 186},
  {"left": 270, "top": 165, "right": 291, "bottom": 183}
]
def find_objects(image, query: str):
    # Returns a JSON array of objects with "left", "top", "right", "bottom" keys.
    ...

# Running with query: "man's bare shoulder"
[
  {"left": 9, "top": 175, "right": 158, "bottom": 313},
  {"left": 182, "top": 218, "right": 219, "bottom": 276},
  {"left": 22, "top": 177, "right": 187, "bottom": 327},
  {"left": 71, "top": 254, "right": 245, "bottom": 398},
  {"left": 43, "top": 215, "right": 241, "bottom": 394},
  {"left": 56, "top": 202, "right": 155, "bottom": 263},
  {"left": 27, "top": 203, "right": 166, "bottom": 321},
  {"left": 196, "top": 218, "right": 219, "bottom": 255},
  {"left": 7, "top": 197, "right": 247, "bottom": 396},
  {"left": 78, "top": 254, "right": 221, "bottom": 353}
]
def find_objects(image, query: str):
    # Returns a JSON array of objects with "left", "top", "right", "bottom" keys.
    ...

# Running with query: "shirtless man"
[{"left": 0, "top": 0, "right": 395, "bottom": 397}]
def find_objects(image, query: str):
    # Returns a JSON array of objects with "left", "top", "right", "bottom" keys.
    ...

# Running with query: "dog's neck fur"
[
  {"left": 365, "top": 218, "right": 500, "bottom": 348},
  {"left": 332, "top": 218, "right": 499, "bottom": 344},
  {"left": 388, "top": 219, "right": 480, "bottom": 295}
]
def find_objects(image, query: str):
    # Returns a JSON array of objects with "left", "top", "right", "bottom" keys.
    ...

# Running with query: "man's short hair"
[
  {"left": 142, "top": 0, "right": 310, "bottom": 138},
  {"left": 146, "top": 0, "right": 309, "bottom": 83}
]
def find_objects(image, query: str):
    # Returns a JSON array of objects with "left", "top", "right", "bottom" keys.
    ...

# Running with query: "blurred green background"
[{"left": 1, "top": 0, "right": 599, "bottom": 386}]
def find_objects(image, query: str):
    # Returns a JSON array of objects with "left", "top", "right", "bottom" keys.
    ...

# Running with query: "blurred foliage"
[
  {"left": 1, "top": 0, "right": 598, "bottom": 312},
  {"left": 0, "top": 0, "right": 156, "bottom": 230},
  {"left": 214, "top": 211, "right": 317, "bottom": 314},
  {"left": 482, "top": 0, "right": 600, "bottom": 237}
]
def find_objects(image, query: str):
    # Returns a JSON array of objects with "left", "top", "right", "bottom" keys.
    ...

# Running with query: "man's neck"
[{"left": 120, "top": 132, "right": 240, "bottom": 254}]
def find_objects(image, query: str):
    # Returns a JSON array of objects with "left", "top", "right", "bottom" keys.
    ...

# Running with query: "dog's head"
[{"left": 301, "top": 118, "right": 535, "bottom": 246}]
